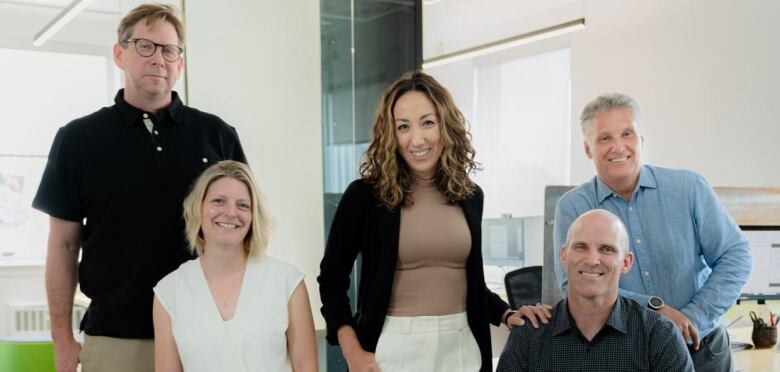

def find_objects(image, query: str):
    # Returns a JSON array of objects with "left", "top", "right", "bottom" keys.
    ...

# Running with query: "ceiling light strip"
[
  {"left": 33, "top": 0, "right": 97, "bottom": 47},
  {"left": 422, "top": 18, "right": 585, "bottom": 69}
]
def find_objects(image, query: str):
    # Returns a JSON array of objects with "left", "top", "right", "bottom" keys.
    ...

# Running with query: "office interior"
[{"left": 0, "top": 0, "right": 778, "bottom": 370}]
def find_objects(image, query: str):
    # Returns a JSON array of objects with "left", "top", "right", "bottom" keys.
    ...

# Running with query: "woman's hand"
[
  {"left": 337, "top": 325, "right": 382, "bottom": 372},
  {"left": 344, "top": 348, "right": 381, "bottom": 372},
  {"left": 505, "top": 303, "right": 553, "bottom": 328}
]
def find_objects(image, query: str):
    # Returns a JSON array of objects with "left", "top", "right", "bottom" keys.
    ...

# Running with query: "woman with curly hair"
[{"left": 318, "top": 71, "right": 548, "bottom": 372}]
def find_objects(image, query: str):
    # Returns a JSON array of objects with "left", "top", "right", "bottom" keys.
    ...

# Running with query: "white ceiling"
[
  {"left": 0, "top": 0, "right": 121, "bottom": 14},
  {"left": 423, "top": 0, "right": 583, "bottom": 59}
]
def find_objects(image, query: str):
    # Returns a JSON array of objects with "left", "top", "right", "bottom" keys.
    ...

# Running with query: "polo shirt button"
[
  {"left": 645, "top": 271, "right": 650, "bottom": 276},
  {"left": 629, "top": 206, "right": 633, "bottom": 211},
  {"left": 154, "top": 130, "right": 159, "bottom": 135},
  {"left": 143, "top": 113, "right": 149, "bottom": 119},
  {"left": 156, "top": 146, "right": 162, "bottom": 151},
  {"left": 202, "top": 157, "right": 208, "bottom": 163},
  {"left": 636, "top": 239, "right": 641, "bottom": 244}
]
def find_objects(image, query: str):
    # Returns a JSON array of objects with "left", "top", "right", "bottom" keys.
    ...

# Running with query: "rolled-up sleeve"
[{"left": 680, "top": 175, "right": 751, "bottom": 332}]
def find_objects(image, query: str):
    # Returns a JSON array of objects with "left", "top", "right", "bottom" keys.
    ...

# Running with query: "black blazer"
[{"left": 318, "top": 179, "right": 509, "bottom": 372}]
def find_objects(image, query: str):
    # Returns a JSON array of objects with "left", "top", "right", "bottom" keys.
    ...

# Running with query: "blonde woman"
[
  {"left": 318, "top": 71, "right": 549, "bottom": 372},
  {"left": 153, "top": 160, "right": 317, "bottom": 372}
]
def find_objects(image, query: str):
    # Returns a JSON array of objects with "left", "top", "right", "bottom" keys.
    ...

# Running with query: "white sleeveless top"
[{"left": 154, "top": 255, "right": 304, "bottom": 372}]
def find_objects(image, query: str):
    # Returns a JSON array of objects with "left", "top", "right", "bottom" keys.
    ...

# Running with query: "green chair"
[{"left": 0, "top": 336, "right": 56, "bottom": 372}]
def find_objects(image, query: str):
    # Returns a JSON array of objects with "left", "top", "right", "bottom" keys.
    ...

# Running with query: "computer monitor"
[{"left": 738, "top": 225, "right": 780, "bottom": 302}]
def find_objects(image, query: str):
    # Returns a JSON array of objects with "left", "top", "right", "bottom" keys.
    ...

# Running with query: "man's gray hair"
[{"left": 579, "top": 93, "right": 641, "bottom": 136}]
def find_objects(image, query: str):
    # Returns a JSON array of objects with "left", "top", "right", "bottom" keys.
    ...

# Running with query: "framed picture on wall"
[{"left": 0, "top": 155, "right": 48, "bottom": 265}]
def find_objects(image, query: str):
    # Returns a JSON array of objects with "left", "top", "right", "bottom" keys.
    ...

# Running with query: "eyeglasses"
[{"left": 124, "top": 38, "right": 184, "bottom": 62}]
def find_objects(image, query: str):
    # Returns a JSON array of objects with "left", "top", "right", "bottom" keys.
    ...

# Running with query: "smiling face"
[
  {"left": 113, "top": 18, "right": 183, "bottom": 109},
  {"left": 200, "top": 177, "right": 252, "bottom": 252},
  {"left": 561, "top": 211, "right": 633, "bottom": 302},
  {"left": 584, "top": 107, "right": 644, "bottom": 194},
  {"left": 393, "top": 91, "right": 444, "bottom": 180}
]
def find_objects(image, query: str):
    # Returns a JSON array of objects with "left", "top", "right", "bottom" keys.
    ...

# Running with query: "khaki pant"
[
  {"left": 80, "top": 334, "right": 154, "bottom": 372},
  {"left": 375, "top": 312, "right": 481, "bottom": 372}
]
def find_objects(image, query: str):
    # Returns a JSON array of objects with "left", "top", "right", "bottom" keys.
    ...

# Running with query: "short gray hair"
[{"left": 579, "top": 93, "right": 640, "bottom": 136}]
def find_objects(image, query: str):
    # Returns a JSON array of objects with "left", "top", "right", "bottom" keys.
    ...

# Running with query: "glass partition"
[{"left": 320, "top": 0, "right": 420, "bottom": 369}]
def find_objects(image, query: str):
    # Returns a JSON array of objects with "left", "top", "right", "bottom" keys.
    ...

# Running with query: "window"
[
  {"left": 0, "top": 48, "right": 114, "bottom": 265},
  {"left": 427, "top": 43, "right": 571, "bottom": 291},
  {"left": 429, "top": 47, "right": 571, "bottom": 220},
  {"left": 472, "top": 48, "right": 571, "bottom": 218}
]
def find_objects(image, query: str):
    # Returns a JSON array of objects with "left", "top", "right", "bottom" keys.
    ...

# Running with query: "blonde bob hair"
[
  {"left": 360, "top": 70, "right": 479, "bottom": 209},
  {"left": 183, "top": 160, "right": 273, "bottom": 257}
]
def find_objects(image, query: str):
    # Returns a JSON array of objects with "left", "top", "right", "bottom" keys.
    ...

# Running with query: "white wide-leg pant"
[{"left": 375, "top": 312, "right": 481, "bottom": 372}]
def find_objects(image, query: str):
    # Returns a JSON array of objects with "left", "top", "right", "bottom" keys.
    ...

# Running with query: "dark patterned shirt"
[{"left": 496, "top": 296, "right": 693, "bottom": 372}]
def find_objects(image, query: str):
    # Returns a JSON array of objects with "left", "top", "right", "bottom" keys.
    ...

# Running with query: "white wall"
[
  {"left": 184, "top": 2, "right": 324, "bottom": 329},
  {"left": 569, "top": 0, "right": 780, "bottom": 187},
  {"left": 424, "top": 0, "right": 780, "bottom": 273},
  {"left": 427, "top": 0, "right": 780, "bottom": 189}
]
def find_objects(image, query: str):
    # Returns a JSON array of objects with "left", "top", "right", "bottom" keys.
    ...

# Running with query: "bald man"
[
  {"left": 554, "top": 93, "right": 749, "bottom": 371},
  {"left": 497, "top": 210, "right": 693, "bottom": 372}
]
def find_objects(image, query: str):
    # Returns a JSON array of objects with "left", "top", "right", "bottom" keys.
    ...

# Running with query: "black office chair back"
[{"left": 504, "top": 265, "right": 543, "bottom": 309}]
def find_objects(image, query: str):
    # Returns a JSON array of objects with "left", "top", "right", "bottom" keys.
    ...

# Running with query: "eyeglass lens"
[{"left": 133, "top": 39, "right": 181, "bottom": 62}]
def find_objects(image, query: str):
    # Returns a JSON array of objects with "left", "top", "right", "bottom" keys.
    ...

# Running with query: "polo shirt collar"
[
  {"left": 595, "top": 165, "right": 657, "bottom": 203},
  {"left": 604, "top": 295, "right": 628, "bottom": 334},
  {"left": 551, "top": 298, "right": 575, "bottom": 336},
  {"left": 553, "top": 296, "right": 628, "bottom": 337},
  {"left": 114, "top": 89, "right": 184, "bottom": 127}
]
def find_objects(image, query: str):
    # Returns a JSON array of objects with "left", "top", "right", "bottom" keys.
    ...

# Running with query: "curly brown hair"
[{"left": 359, "top": 70, "right": 480, "bottom": 209}]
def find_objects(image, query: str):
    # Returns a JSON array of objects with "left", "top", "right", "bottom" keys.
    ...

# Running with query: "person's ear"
[
  {"left": 621, "top": 251, "right": 634, "bottom": 273},
  {"left": 560, "top": 244, "right": 569, "bottom": 267},
  {"left": 113, "top": 43, "right": 125, "bottom": 70},
  {"left": 584, "top": 138, "right": 594, "bottom": 160}
]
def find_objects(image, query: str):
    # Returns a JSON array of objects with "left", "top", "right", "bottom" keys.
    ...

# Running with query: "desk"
[{"left": 730, "top": 326, "right": 780, "bottom": 372}]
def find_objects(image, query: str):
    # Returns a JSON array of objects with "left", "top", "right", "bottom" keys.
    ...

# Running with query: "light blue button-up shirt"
[{"left": 553, "top": 165, "right": 751, "bottom": 338}]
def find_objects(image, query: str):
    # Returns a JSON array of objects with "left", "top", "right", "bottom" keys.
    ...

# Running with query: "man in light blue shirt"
[{"left": 553, "top": 93, "right": 751, "bottom": 372}]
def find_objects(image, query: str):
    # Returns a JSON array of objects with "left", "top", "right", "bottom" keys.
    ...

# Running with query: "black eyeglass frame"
[{"left": 124, "top": 38, "right": 185, "bottom": 62}]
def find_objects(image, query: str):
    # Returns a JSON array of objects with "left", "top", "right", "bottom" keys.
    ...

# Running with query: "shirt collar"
[
  {"left": 604, "top": 295, "right": 628, "bottom": 334},
  {"left": 551, "top": 298, "right": 574, "bottom": 336},
  {"left": 114, "top": 89, "right": 184, "bottom": 127},
  {"left": 552, "top": 296, "right": 628, "bottom": 337},
  {"left": 595, "top": 165, "right": 657, "bottom": 203}
]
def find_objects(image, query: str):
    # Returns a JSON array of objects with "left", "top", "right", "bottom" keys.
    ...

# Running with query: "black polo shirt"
[{"left": 33, "top": 89, "right": 246, "bottom": 338}]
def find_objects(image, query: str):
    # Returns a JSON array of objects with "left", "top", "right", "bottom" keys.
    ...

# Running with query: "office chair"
[{"left": 504, "top": 265, "right": 543, "bottom": 309}]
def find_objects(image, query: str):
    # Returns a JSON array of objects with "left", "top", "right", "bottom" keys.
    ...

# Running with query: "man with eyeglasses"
[{"left": 33, "top": 4, "right": 245, "bottom": 372}]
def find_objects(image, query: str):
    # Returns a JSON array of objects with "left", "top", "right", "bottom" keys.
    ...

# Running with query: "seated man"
[{"left": 497, "top": 210, "right": 693, "bottom": 372}]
